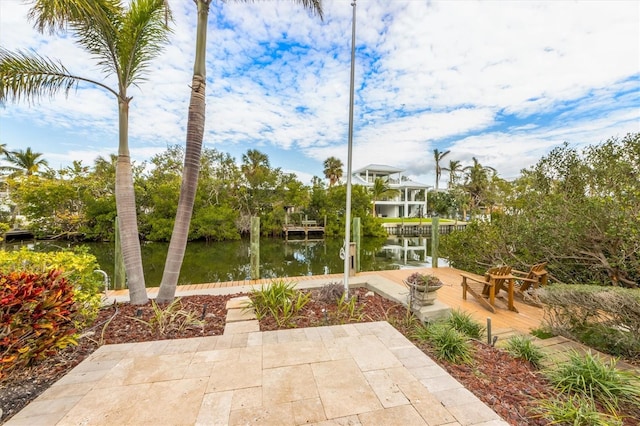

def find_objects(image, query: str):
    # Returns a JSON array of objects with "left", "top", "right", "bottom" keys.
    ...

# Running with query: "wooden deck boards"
[{"left": 359, "top": 267, "right": 545, "bottom": 334}]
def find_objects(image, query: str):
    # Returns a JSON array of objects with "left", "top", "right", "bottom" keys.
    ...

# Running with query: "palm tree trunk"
[
  {"left": 115, "top": 98, "right": 148, "bottom": 305},
  {"left": 156, "top": 0, "right": 209, "bottom": 303}
]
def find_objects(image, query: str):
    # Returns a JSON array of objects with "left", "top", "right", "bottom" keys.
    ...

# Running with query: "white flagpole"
[{"left": 343, "top": 0, "right": 357, "bottom": 298}]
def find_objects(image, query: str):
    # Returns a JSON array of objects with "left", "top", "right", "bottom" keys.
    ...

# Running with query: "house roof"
[
  {"left": 398, "top": 179, "right": 431, "bottom": 189},
  {"left": 352, "top": 164, "right": 404, "bottom": 174}
]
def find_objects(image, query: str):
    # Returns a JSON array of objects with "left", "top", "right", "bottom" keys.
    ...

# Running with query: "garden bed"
[{"left": 1, "top": 288, "right": 638, "bottom": 425}]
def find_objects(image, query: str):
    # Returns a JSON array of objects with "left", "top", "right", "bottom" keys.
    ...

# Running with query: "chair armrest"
[{"left": 460, "top": 272, "right": 488, "bottom": 284}]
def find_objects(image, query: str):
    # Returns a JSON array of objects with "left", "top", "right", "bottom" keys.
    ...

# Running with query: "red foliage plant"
[{"left": 1, "top": 270, "right": 78, "bottom": 379}]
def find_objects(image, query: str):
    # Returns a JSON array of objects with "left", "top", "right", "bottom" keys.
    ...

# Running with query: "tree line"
[
  {"left": 441, "top": 133, "right": 640, "bottom": 288},
  {"left": 0, "top": 145, "right": 387, "bottom": 241}
]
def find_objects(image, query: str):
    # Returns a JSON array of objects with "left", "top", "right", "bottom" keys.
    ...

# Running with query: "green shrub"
[
  {"left": 574, "top": 323, "right": 639, "bottom": 359},
  {"left": 445, "top": 309, "right": 485, "bottom": 339},
  {"left": 335, "top": 292, "right": 364, "bottom": 323},
  {"left": 1, "top": 270, "right": 79, "bottom": 378},
  {"left": 131, "top": 298, "right": 204, "bottom": 336},
  {"left": 0, "top": 247, "right": 103, "bottom": 324},
  {"left": 537, "top": 284, "right": 640, "bottom": 363},
  {"left": 545, "top": 350, "right": 640, "bottom": 414},
  {"left": 531, "top": 326, "right": 555, "bottom": 339},
  {"left": 536, "top": 394, "right": 623, "bottom": 426},
  {"left": 414, "top": 323, "right": 474, "bottom": 364},
  {"left": 0, "top": 223, "right": 9, "bottom": 241},
  {"left": 504, "top": 335, "right": 545, "bottom": 369},
  {"left": 248, "top": 279, "right": 310, "bottom": 327}
]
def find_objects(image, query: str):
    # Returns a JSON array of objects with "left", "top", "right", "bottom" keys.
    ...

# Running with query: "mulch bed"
[{"left": 1, "top": 288, "right": 638, "bottom": 425}]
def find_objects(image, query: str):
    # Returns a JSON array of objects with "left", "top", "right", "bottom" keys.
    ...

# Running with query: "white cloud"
[{"left": 0, "top": 0, "right": 638, "bottom": 186}]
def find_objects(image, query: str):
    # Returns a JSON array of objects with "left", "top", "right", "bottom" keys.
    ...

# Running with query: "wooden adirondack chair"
[
  {"left": 461, "top": 266, "right": 517, "bottom": 313},
  {"left": 512, "top": 262, "right": 548, "bottom": 306}
]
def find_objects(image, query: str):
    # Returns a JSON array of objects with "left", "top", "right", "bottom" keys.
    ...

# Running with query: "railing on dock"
[
  {"left": 283, "top": 220, "right": 325, "bottom": 240},
  {"left": 385, "top": 223, "right": 466, "bottom": 236}
]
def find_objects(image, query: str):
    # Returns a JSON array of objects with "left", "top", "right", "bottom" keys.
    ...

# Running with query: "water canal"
[{"left": 8, "top": 236, "right": 447, "bottom": 287}]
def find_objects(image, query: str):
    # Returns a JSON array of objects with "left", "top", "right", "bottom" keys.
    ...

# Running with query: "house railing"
[{"left": 385, "top": 223, "right": 467, "bottom": 236}]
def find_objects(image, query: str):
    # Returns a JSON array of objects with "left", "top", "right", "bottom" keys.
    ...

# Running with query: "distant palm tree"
[
  {"left": 433, "top": 149, "right": 450, "bottom": 192},
  {"left": 323, "top": 156, "right": 343, "bottom": 187},
  {"left": 241, "top": 149, "right": 270, "bottom": 187},
  {"left": 0, "top": 0, "right": 172, "bottom": 305},
  {"left": 443, "top": 159, "right": 462, "bottom": 188},
  {"left": 370, "top": 177, "right": 399, "bottom": 217},
  {"left": 3, "top": 147, "right": 49, "bottom": 176},
  {"left": 463, "top": 157, "right": 496, "bottom": 213}
]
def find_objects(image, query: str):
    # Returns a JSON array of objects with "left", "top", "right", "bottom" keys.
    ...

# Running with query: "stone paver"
[{"left": 5, "top": 322, "right": 509, "bottom": 426}]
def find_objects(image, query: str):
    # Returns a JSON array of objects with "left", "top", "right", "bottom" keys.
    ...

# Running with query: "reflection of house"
[
  {"left": 352, "top": 164, "right": 430, "bottom": 218},
  {"left": 381, "top": 237, "right": 427, "bottom": 264}
]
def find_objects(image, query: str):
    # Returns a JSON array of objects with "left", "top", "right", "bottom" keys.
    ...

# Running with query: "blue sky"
[{"left": 1, "top": 0, "right": 638, "bottom": 186}]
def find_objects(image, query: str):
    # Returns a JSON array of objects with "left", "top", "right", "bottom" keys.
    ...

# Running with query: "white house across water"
[{"left": 352, "top": 164, "right": 431, "bottom": 218}]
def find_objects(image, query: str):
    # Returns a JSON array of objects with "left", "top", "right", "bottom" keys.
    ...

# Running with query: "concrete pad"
[
  {"left": 229, "top": 402, "right": 295, "bottom": 425},
  {"left": 311, "top": 358, "right": 382, "bottom": 419},
  {"left": 207, "top": 359, "right": 262, "bottom": 393},
  {"left": 262, "top": 340, "right": 331, "bottom": 368},
  {"left": 196, "top": 391, "right": 233, "bottom": 426},
  {"left": 262, "top": 364, "right": 319, "bottom": 405},
  {"left": 231, "top": 387, "right": 262, "bottom": 410},
  {"left": 226, "top": 296, "right": 251, "bottom": 310},
  {"left": 363, "top": 369, "right": 409, "bottom": 408},
  {"left": 292, "top": 398, "right": 326, "bottom": 424},
  {"left": 308, "top": 415, "right": 362, "bottom": 426},
  {"left": 446, "top": 401, "right": 504, "bottom": 426},
  {"left": 5, "top": 321, "right": 509, "bottom": 426},
  {"left": 347, "top": 334, "right": 403, "bottom": 371},
  {"left": 357, "top": 404, "right": 426, "bottom": 425},
  {"left": 226, "top": 307, "right": 256, "bottom": 322}
]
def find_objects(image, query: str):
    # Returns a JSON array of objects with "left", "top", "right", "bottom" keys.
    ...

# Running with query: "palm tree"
[
  {"left": 156, "top": 0, "right": 323, "bottom": 302},
  {"left": 463, "top": 157, "right": 496, "bottom": 215},
  {"left": 443, "top": 159, "right": 462, "bottom": 188},
  {"left": 433, "top": 148, "right": 450, "bottom": 192},
  {"left": 0, "top": 0, "right": 172, "bottom": 305},
  {"left": 370, "top": 177, "right": 399, "bottom": 217},
  {"left": 3, "top": 147, "right": 49, "bottom": 176},
  {"left": 241, "top": 149, "right": 270, "bottom": 188},
  {"left": 323, "top": 156, "right": 343, "bottom": 187}
]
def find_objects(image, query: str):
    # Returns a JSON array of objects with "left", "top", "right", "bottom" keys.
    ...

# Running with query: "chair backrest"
[
  {"left": 484, "top": 265, "right": 512, "bottom": 281},
  {"left": 528, "top": 262, "right": 548, "bottom": 279}
]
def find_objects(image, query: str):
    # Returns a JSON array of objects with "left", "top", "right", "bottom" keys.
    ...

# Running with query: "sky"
[{"left": 0, "top": 0, "right": 639, "bottom": 187}]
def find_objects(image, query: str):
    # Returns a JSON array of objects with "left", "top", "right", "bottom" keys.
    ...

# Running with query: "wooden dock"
[{"left": 283, "top": 222, "right": 325, "bottom": 240}]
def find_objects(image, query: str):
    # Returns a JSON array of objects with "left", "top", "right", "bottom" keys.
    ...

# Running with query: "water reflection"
[
  {"left": 6, "top": 236, "right": 447, "bottom": 286},
  {"left": 376, "top": 237, "right": 448, "bottom": 268}
]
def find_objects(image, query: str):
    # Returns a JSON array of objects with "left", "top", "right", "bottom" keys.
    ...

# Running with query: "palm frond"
[
  {"left": 295, "top": 0, "right": 324, "bottom": 20},
  {"left": 28, "top": 0, "right": 121, "bottom": 34},
  {"left": 0, "top": 48, "right": 116, "bottom": 104},
  {"left": 68, "top": 2, "right": 124, "bottom": 78},
  {"left": 231, "top": 0, "right": 324, "bottom": 20},
  {"left": 118, "top": 0, "right": 172, "bottom": 86}
]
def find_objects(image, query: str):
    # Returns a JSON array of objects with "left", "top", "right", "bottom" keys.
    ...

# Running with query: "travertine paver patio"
[{"left": 6, "top": 321, "right": 508, "bottom": 426}]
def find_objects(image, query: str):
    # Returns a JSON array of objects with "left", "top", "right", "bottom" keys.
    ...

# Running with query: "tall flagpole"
[{"left": 343, "top": 0, "right": 357, "bottom": 298}]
